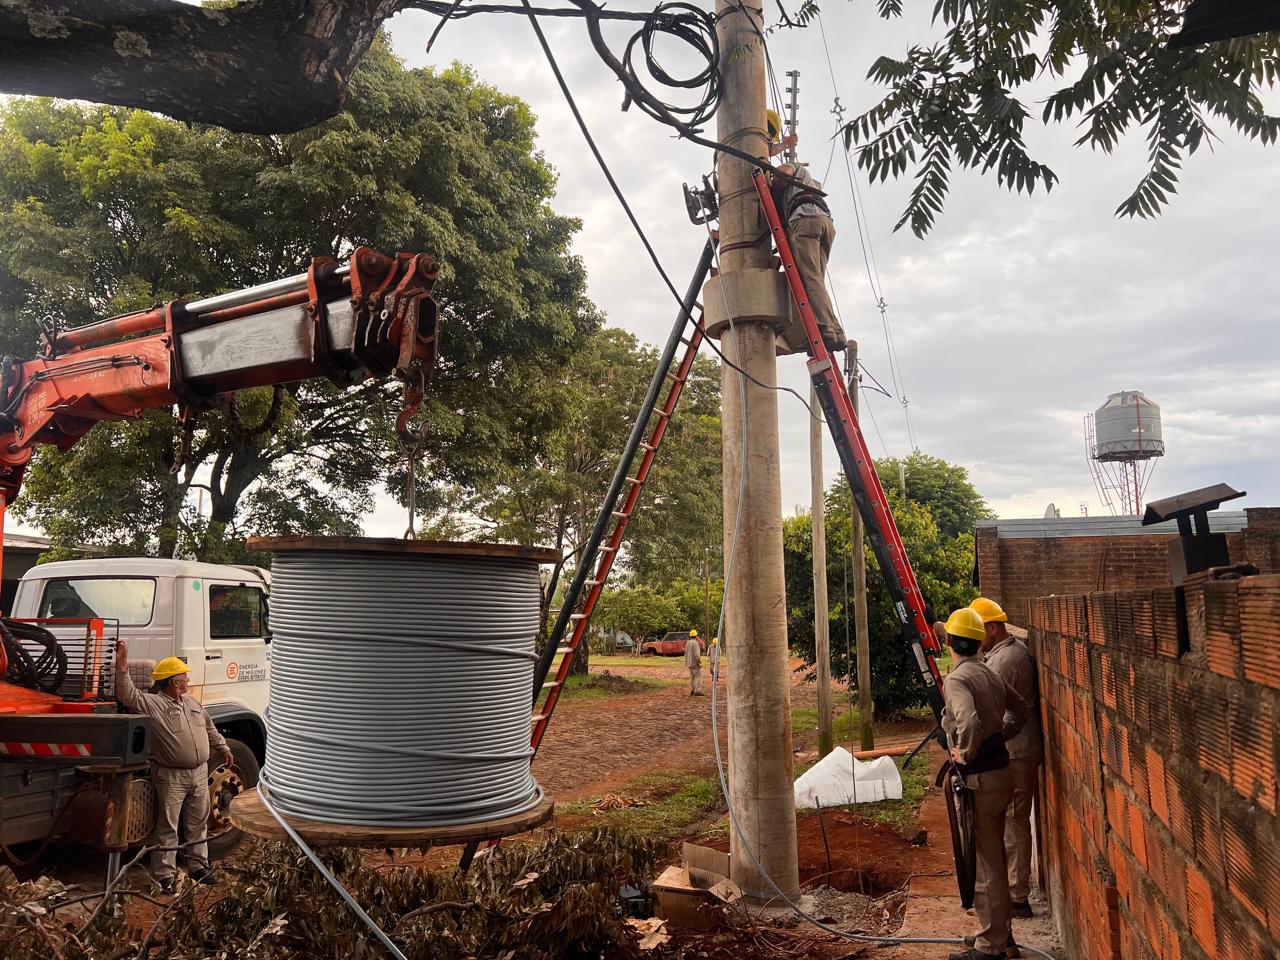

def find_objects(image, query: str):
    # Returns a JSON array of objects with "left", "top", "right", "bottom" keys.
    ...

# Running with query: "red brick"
[
  {"left": 1239, "top": 578, "right": 1280, "bottom": 690},
  {"left": 1204, "top": 580, "right": 1242, "bottom": 678},
  {"left": 1229, "top": 694, "right": 1277, "bottom": 814},
  {"left": 1185, "top": 862, "right": 1216, "bottom": 954},
  {"left": 1148, "top": 747, "right": 1170, "bottom": 827},
  {"left": 1222, "top": 801, "right": 1269, "bottom": 927}
]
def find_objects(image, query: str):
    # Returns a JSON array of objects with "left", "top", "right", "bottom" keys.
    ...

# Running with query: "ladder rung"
[
  {"left": 554, "top": 646, "right": 573, "bottom": 655},
  {"left": 640, "top": 442, "right": 656, "bottom": 452},
  {"left": 531, "top": 713, "right": 549, "bottom": 724},
  {"left": 541, "top": 680, "right": 561, "bottom": 690},
  {"left": 570, "top": 613, "right": 587, "bottom": 621},
  {"left": 598, "top": 545, "right": 616, "bottom": 553},
  {"left": 664, "top": 371, "right": 686, "bottom": 383},
  {"left": 624, "top": 476, "right": 643, "bottom": 485},
  {"left": 610, "top": 510, "right": 630, "bottom": 519},
  {"left": 653, "top": 409, "right": 670, "bottom": 419},
  {"left": 585, "top": 579, "right": 601, "bottom": 587}
]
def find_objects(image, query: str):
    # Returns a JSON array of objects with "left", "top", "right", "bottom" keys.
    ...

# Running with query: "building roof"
[
  {"left": 976, "top": 511, "right": 1250, "bottom": 540},
  {"left": 3, "top": 532, "right": 105, "bottom": 555}
]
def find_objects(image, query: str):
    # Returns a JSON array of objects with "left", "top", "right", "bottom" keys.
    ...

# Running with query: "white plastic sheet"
[{"left": 793, "top": 746, "right": 903, "bottom": 808}]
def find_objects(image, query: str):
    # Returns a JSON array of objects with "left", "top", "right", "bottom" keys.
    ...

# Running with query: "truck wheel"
[{"left": 206, "top": 738, "right": 259, "bottom": 859}]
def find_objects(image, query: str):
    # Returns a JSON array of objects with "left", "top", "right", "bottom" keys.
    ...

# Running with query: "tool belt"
[
  {"left": 784, "top": 190, "right": 831, "bottom": 220},
  {"left": 955, "top": 732, "right": 1010, "bottom": 776}
]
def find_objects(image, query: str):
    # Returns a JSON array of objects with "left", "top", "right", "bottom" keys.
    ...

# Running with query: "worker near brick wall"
[
  {"left": 685, "top": 630, "right": 704, "bottom": 696},
  {"left": 115, "top": 641, "right": 233, "bottom": 893},
  {"left": 766, "top": 111, "right": 847, "bottom": 354},
  {"left": 972, "top": 596, "right": 1043, "bottom": 920},
  {"left": 941, "top": 607, "right": 1030, "bottom": 960}
]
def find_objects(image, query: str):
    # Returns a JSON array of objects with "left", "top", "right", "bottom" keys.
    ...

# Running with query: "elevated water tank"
[{"left": 1092, "top": 390, "right": 1164, "bottom": 462}]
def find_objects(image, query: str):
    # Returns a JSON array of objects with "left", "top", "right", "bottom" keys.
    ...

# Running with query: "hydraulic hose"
[{"left": 259, "top": 547, "right": 544, "bottom": 827}]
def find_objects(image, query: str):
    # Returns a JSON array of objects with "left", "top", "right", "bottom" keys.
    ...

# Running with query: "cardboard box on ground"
[{"left": 650, "top": 843, "right": 745, "bottom": 931}]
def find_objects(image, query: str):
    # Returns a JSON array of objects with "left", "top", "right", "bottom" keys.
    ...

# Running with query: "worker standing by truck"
[
  {"left": 940, "top": 608, "right": 1029, "bottom": 960},
  {"left": 115, "top": 641, "right": 232, "bottom": 891},
  {"left": 685, "top": 630, "right": 703, "bottom": 696},
  {"left": 972, "top": 596, "right": 1042, "bottom": 920}
]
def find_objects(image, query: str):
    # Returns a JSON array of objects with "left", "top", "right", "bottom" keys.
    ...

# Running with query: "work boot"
[
  {"left": 963, "top": 935, "right": 1020, "bottom": 959},
  {"left": 188, "top": 867, "right": 217, "bottom": 886},
  {"left": 157, "top": 877, "right": 176, "bottom": 895},
  {"left": 820, "top": 330, "right": 848, "bottom": 353},
  {"left": 947, "top": 949, "right": 1002, "bottom": 960},
  {"left": 1010, "top": 899, "right": 1033, "bottom": 919}
]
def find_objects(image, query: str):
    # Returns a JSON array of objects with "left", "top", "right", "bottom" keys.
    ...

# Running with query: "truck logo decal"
[
  {"left": 226, "top": 662, "right": 239, "bottom": 680},
  {"left": 0, "top": 741, "right": 91, "bottom": 758},
  {"left": 225, "top": 661, "right": 266, "bottom": 682}
]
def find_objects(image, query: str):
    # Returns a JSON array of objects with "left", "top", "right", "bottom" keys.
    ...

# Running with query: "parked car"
[{"left": 641, "top": 631, "right": 705, "bottom": 656}]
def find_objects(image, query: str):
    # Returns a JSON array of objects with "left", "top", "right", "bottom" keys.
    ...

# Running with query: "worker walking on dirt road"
[
  {"left": 685, "top": 630, "right": 704, "bottom": 696},
  {"left": 941, "top": 608, "right": 1029, "bottom": 960},
  {"left": 972, "top": 597, "right": 1042, "bottom": 920},
  {"left": 115, "top": 641, "right": 233, "bottom": 892},
  {"left": 766, "top": 110, "right": 846, "bottom": 353}
]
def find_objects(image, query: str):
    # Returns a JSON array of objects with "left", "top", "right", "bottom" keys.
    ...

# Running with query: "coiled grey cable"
[{"left": 260, "top": 547, "right": 544, "bottom": 827}]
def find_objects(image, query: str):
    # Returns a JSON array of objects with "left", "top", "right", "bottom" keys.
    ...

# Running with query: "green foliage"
[
  {"left": 786, "top": 454, "right": 982, "bottom": 716},
  {"left": 875, "top": 451, "right": 995, "bottom": 539},
  {"left": 593, "top": 584, "right": 684, "bottom": 641},
  {"left": 854, "top": 754, "right": 930, "bottom": 828},
  {"left": 455, "top": 326, "right": 722, "bottom": 651},
  {"left": 0, "top": 38, "right": 598, "bottom": 558},
  {"left": 845, "top": 2, "right": 1280, "bottom": 235}
]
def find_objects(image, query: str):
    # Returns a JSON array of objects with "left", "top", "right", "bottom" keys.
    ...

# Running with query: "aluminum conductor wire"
[{"left": 259, "top": 548, "right": 545, "bottom": 827}]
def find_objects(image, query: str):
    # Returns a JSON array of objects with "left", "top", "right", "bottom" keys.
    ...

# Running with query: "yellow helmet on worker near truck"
[
  {"left": 766, "top": 108, "right": 783, "bottom": 142},
  {"left": 689, "top": 629, "right": 699, "bottom": 638},
  {"left": 944, "top": 608, "right": 986, "bottom": 644},
  {"left": 151, "top": 657, "right": 190, "bottom": 682},
  {"left": 969, "top": 597, "right": 1008, "bottom": 623}
]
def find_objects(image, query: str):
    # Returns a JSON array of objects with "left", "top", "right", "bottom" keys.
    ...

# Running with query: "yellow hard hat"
[
  {"left": 969, "top": 597, "right": 1008, "bottom": 624},
  {"left": 766, "top": 109, "right": 783, "bottom": 142},
  {"left": 944, "top": 608, "right": 986, "bottom": 644},
  {"left": 690, "top": 629, "right": 699, "bottom": 638},
  {"left": 152, "top": 657, "right": 190, "bottom": 682}
]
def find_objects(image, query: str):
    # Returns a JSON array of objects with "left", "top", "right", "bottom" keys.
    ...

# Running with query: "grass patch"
[
  {"left": 579, "top": 655, "right": 676, "bottom": 669},
  {"left": 560, "top": 769, "right": 724, "bottom": 838},
  {"left": 792, "top": 705, "right": 862, "bottom": 742},
  {"left": 852, "top": 754, "right": 931, "bottom": 828},
  {"left": 537, "top": 671, "right": 672, "bottom": 707}
]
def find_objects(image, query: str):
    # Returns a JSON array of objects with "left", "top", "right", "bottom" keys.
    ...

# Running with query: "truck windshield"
[{"left": 38, "top": 578, "right": 156, "bottom": 626}]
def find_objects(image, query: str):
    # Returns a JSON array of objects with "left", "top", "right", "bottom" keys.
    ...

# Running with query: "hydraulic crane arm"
[{"left": 0, "top": 248, "right": 440, "bottom": 504}]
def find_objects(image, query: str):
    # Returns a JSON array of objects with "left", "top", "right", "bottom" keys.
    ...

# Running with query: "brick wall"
[
  {"left": 1027, "top": 577, "right": 1280, "bottom": 960},
  {"left": 980, "top": 507, "right": 1280, "bottom": 627}
]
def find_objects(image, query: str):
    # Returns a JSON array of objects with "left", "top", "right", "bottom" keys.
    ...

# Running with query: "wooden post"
[
  {"left": 712, "top": 0, "right": 799, "bottom": 901},
  {"left": 849, "top": 341, "right": 874, "bottom": 750},
  {"left": 811, "top": 385, "right": 833, "bottom": 757}
]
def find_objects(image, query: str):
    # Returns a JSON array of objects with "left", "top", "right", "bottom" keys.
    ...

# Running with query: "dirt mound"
[{"left": 579, "top": 669, "right": 652, "bottom": 693}]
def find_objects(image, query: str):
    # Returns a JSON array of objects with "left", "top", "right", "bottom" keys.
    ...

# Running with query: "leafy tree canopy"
[
  {"left": 875, "top": 451, "right": 995, "bottom": 540},
  {"left": 445, "top": 326, "right": 722, "bottom": 662},
  {"left": 841, "top": 1, "right": 1280, "bottom": 235},
  {"left": 0, "top": 37, "right": 600, "bottom": 558},
  {"left": 787, "top": 456, "right": 985, "bottom": 716}
]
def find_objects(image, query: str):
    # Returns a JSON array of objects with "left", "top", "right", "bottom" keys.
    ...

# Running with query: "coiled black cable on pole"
[{"left": 620, "top": 3, "right": 720, "bottom": 130}]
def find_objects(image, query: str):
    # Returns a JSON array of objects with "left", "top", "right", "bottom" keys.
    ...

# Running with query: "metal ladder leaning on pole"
[
  {"left": 528, "top": 237, "right": 715, "bottom": 751},
  {"left": 465, "top": 241, "right": 714, "bottom": 869},
  {"left": 750, "top": 168, "right": 949, "bottom": 728}
]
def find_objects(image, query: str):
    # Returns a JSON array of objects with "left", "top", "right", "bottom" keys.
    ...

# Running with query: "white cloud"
[{"left": 357, "top": 4, "right": 1280, "bottom": 538}]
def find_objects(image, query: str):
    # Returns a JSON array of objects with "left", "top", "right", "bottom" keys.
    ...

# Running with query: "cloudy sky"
[{"left": 357, "top": 4, "right": 1280, "bottom": 532}]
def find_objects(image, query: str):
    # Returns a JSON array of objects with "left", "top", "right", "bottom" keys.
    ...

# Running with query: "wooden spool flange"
[{"left": 228, "top": 791, "right": 555, "bottom": 848}]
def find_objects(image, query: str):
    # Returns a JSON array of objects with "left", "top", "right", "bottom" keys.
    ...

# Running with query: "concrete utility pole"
[
  {"left": 811, "top": 387, "right": 833, "bottom": 757},
  {"left": 849, "top": 341, "right": 875, "bottom": 751},
  {"left": 702, "top": 0, "right": 800, "bottom": 901}
]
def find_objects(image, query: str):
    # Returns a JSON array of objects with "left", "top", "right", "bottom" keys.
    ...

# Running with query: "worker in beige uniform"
[
  {"left": 941, "top": 607, "right": 1030, "bottom": 960},
  {"left": 972, "top": 597, "right": 1042, "bottom": 919},
  {"left": 685, "top": 630, "right": 704, "bottom": 696},
  {"left": 115, "top": 641, "right": 232, "bottom": 892},
  {"left": 766, "top": 110, "right": 846, "bottom": 353}
]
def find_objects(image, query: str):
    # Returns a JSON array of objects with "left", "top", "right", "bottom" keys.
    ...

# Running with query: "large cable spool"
[{"left": 255, "top": 537, "right": 557, "bottom": 829}]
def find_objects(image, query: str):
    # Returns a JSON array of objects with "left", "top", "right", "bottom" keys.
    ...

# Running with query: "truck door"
[{"left": 202, "top": 581, "right": 270, "bottom": 717}]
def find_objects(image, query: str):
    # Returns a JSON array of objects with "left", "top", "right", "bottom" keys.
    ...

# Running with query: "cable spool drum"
[{"left": 249, "top": 537, "right": 558, "bottom": 834}]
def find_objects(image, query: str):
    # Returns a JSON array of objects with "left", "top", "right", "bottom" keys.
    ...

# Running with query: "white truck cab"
[{"left": 11, "top": 558, "right": 271, "bottom": 852}]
